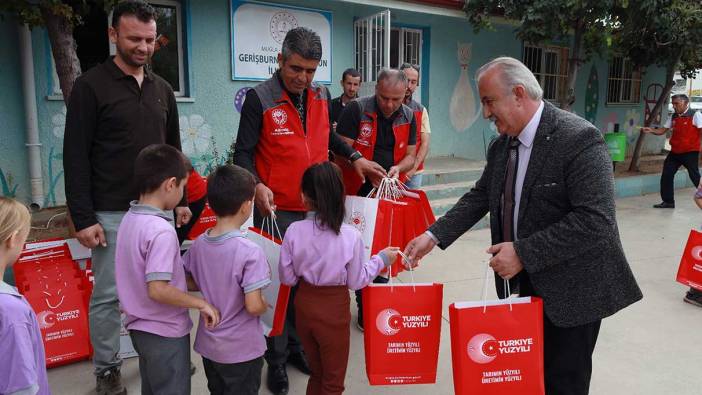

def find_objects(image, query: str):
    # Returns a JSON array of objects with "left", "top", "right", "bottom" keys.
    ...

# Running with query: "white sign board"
[{"left": 231, "top": 0, "right": 332, "bottom": 83}]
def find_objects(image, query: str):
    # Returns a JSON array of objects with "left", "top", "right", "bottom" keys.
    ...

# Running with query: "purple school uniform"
[
  {"left": 0, "top": 281, "right": 50, "bottom": 395},
  {"left": 115, "top": 202, "right": 192, "bottom": 338},
  {"left": 279, "top": 216, "right": 389, "bottom": 290},
  {"left": 183, "top": 229, "right": 271, "bottom": 364}
]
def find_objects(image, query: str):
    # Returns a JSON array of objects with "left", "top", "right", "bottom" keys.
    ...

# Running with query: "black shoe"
[
  {"left": 267, "top": 364, "right": 289, "bottom": 395},
  {"left": 190, "top": 362, "right": 196, "bottom": 376},
  {"left": 96, "top": 368, "right": 127, "bottom": 395},
  {"left": 653, "top": 202, "right": 675, "bottom": 208},
  {"left": 684, "top": 290, "right": 702, "bottom": 307},
  {"left": 356, "top": 311, "right": 364, "bottom": 332},
  {"left": 287, "top": 351, "right": 311, "bottom": 375}
]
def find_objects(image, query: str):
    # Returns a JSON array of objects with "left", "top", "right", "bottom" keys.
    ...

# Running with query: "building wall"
[{"left": 0, "top": 0, "right": 667, "bottom": 206}]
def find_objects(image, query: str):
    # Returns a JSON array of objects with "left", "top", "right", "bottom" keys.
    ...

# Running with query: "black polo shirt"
[
  {"left": 329, "top": 96, "right": 347, "bottom": 124},
  {"left": 63, "top": 57, "right": 181, "bottom": 231},
  {"left": 336, "top": 99, "right": 417, "bottom": 171}
]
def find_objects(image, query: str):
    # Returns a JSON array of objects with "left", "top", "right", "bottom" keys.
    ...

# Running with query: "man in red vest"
[
  {"left": 231, "top": 27, "right": 384, "bottom": 395},
  {"left": 400, "top": 63, "right": 432, "bottom": 189},
  {"left": 335, "top": 69, "right": 417, "bottom": 330},
  {"left": 643, "top": 93, "right": 702, "bottom": 208}
]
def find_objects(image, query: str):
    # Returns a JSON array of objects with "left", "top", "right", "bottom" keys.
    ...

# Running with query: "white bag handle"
[{"left": 481, "top": 261, "right": 512, "bottom": 313}]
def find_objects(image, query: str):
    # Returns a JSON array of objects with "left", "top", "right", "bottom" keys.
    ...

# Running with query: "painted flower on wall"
[
  {"left": 52, "top": 106, "right": 67, "bottom": 138},
  {"left": 179, "top": 114, "right": 212, "bottom": 156},
  {"left": 624, "top": 109, "right": 641, "bottom": 136}
]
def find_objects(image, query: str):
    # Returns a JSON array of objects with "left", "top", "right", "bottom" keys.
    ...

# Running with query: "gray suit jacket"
[{"left": 429, "top": 101, "right": 642, "bottom": 327}]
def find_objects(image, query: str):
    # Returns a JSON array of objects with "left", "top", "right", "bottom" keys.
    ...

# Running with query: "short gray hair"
[
  {"left": 281, "top": 27, "right": 322, "bottom": 61},
  {"left": 672, "top": 93, "right": 689, "bottom": 103},
  {"left": 377, "top": 68, "right": 407, "bottom": 87},
  {"left": 476, "top": 57, "right": 543, "bottom": 101}
]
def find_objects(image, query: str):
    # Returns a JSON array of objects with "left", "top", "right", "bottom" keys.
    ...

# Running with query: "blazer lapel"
[{"left": 518, "top": 102, "right": 557, "bottom": 224}]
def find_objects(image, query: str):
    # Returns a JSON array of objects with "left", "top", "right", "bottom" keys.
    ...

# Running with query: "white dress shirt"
[{"left": 513, "top": 101, "right": 545, "bottom": 238}]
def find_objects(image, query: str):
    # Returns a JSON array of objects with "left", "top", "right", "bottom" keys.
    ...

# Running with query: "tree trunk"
[
  {"left": 628, "top": 62, "right": 677, "bottom": 172},
  {"left": 40, "top": 6, "right": 80, "bottom": 105},
  {"left": 560, "top": 22, "right": 584, "bottom": 112}
]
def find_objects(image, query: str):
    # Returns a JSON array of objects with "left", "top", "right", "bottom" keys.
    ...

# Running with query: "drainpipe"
[{"left": 18, "top": 23, "right": 44, "bottom": 209}]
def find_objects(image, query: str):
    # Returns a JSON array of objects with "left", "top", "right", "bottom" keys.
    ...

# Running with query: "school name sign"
[{"left": 231, "top": 1, "right": 332, "bottom": 83}]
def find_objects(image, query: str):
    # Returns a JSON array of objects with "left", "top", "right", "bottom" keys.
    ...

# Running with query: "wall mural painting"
[
  {"left": 450, "top": 42, "right": 480, "bottom": 132},
  {"left": 623, "top": 109, "right": 641, "bottom": 145},
  {"left": 234, "top": 87, "right": 252, "bottom": 113},
  {"left": 584, "top": 65, "right": 599, "bottom": 125},
  {"left": 0, "top": 167, "right": 19, "bottom": 198},
  {"left": 179, "top": 114, "right": 225, "bottom": 175},
  {"left": 44, "top": 146, "right": 64, "bottom": 207}
]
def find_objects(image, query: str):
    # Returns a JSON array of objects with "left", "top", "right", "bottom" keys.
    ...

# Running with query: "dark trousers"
[
  {"left": 660, "top": 151, "right": 700, "bottom": 203},
  {"left": 354, "top": 275, "right": 389, "bottom": 320},
  {"left": 254, "top": 208, "right": 306, "bottom": 365},
  {"left": 543, "top": 316, "right": 601, "bottom": 395},
  {"left": 518, "top": 273, "right": 601, "bottom": 395},
  {"left": 295, "top": 280, "right": 351, "bottom": 395},
  {"left": 202, "top": 356, "right": 263, "bottom": 395},
  {"left": 129, "top": 330, "right": 191, "bottom": 395},
  {"left": 176, "top": 197, "right": 207, "bottom": 245}
]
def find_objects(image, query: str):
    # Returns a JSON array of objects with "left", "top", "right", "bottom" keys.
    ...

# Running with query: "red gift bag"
[
  {"left": 449, "top": 297, "right": 545, "bottom": 395},
  {"left": 247, "top": 226, "right": 290, "bottom": 337},
  {"left": 676, "top": 229, "right": 702, "bottom": 291},
  {"left": 187, "top": 202, "right": 217, "bottom": 240},
  {"left": 362, "top": 282, "right": 443, "bottom": 385}
]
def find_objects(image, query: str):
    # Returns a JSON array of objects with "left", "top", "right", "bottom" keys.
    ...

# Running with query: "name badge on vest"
[
  {"left": 271, "top": 108, "right": 293, "bottom": 136},
  {"left": 357, "top": 121, "right": 373, "bottom": 147}
]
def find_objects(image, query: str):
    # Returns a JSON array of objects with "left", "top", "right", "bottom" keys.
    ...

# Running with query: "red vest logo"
[
  {"left": 272, "top": 109, "right": 288, "bottom": 126},
  {"left": 360, "top": 123, "right": 373, "bottom": 138},
  {"left": 467, "top": 333, "right": 533, "bottom": 364}
]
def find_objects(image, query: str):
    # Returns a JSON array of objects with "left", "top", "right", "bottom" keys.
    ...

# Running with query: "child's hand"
[
  {"left": 199, "top": 302, "right": 221, "bottom": 329},
  {"left": 380, "top": 246, "right": 400, "bottom": 267}
]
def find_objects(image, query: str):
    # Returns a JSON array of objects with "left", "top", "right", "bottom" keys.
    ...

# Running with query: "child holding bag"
[{"left": 279, "top": 162, "right": 398, "bottom": 395}]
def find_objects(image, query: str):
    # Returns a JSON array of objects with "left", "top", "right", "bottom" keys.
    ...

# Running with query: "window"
[
  {"left": 522, "top": 45, "right": 568, "bottom": 103},
  {"left": 149, "top": 0, "right": 186, "bottom": 96},
  {"left": 607, "top": 57, "right": 642, "bottom": 104},
  {"left": 354, "top": 11, "right": 425, "bottom": 100}
]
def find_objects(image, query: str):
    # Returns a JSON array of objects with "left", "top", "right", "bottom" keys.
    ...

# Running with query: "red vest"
[
  {"left": 405, "top": 99, "right": 425, "bottom": 171},
  {"left": 185, "top": 169, "right": 207, "bottom": 203},
  {"left": 254, "top": 76, "right": 330, "bottom": 211},
  {"left": 670, "top": 109, "right": 701, "bottom": 154},
  {"left": 337, "top": 96, "right": 414, "bottom": 195}
]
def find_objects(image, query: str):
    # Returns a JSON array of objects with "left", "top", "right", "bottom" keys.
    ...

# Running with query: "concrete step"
[
  {"left": 421, "top": 180, "right": 475, "bottom": 201},
  {"left": 430, "top": 196, "right": 490, "bottom": 230},
  {"left": 421, "top": 156, "right": 485, "bottom": 187}
]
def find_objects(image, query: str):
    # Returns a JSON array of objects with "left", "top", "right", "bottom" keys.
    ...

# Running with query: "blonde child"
[{"left": 0, "top": 197, "right": 50, "bottom": 394}]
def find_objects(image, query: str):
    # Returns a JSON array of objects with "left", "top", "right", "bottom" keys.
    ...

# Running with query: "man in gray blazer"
[{"left": 405, "top": 57, "right": 642, "bottom": 395}]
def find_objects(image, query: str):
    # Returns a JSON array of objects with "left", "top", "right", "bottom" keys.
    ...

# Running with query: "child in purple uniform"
[
  {"left": 279, "top": 162, "right": 399, "bottom": 395},
  {"left": 0, "top": 197, "right": 50, "bottom": 395},
  {"left": 115, "top": 144, "right": 220, "bottom": 395},
  {"left": 183, "top": 164, "right": 270, "bottom": 395}
]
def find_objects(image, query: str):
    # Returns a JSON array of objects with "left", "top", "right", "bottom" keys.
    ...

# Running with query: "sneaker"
[
  {"left": 684, "top": 291, "right": 702, "bottom": 307},
  {"left": 653, "top": 202, "right": 675, "bottom": 209},
  {"left": 96, "top": 368, "right": 127, "bottom": 395}
]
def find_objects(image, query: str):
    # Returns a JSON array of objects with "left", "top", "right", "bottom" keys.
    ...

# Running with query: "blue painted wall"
[{"left": 0, "top": 0, "right": 668, "bottom": 206}]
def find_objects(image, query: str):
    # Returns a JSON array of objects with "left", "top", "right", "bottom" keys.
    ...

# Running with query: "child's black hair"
[
  {"left": 134, "top": 144, "right": 188, "bottom": 195},
  {"left": 207, "top": 165, "right": 256, "bottom": 217},
  {"left": 301, "top": 162, "right": 345, "bottom": 234}
]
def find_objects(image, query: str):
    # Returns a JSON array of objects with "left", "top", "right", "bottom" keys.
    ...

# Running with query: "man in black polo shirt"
[
  {"left": 329, "top": 68, "right": 362, "bottom": 129},
  {"left": 63, "top": 2, "right": 190, "bottom": 394}
]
